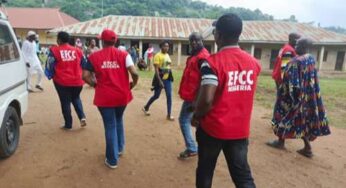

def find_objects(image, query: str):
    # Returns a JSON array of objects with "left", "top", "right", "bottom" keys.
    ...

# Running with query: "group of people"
[{"left": 21, "top": 12, "right": 333, "bottom": 188}]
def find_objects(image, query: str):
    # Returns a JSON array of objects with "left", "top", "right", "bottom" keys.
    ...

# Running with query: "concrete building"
[
  {"left": 203, "top": 21, "right": 346, "bottom": 72},
  {"left": 50, "top": 15, "right": 346, "bottom": 71},
  {"left": 0, "top": 7, "right": 79, "bottom": 46}
]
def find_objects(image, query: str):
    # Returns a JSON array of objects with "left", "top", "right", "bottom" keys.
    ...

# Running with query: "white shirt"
[
  {"left": 22, "top": 40, "right": 41, "bottom": 68},
  {"left": 118, "top": 45, "right": 126, "bottom": 51}
]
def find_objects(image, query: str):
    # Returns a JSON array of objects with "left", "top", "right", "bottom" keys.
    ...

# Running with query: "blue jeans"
[
  {"left": 196, "top": 128, "right": 255, "bottom": 188},
  {"left": 54, "top": 82, "right": 86, "bottom": 128},
  {"left": 144, "top": 80, "right": 172, "bottom": 116},
  {"left": 98, "top": 106, "right": 126, "bottom": 166},
  {"left": 179, "top": 101, "right": 197, "bottom": 153}
]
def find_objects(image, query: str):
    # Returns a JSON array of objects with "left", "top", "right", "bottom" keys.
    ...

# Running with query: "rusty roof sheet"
[
  {"left": 49, "top": 15, "right": 213, "bottom": 40},
  {"left": 203, "top": 21, "right": 346, "bottom": 45},
  {"left": 0, "top": 7, "right": 79, "bottom": 29}
]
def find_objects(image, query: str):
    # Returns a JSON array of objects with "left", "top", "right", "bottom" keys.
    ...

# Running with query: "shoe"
[
  {"left": 80, "top": 118, "right": 87, "bottom": 127},
  {"left": 35, "top": 85, "right": 44, "bottom": 91},
  {"left": 119, "top": 151, "right": 124, "bottom": 157},
  {"left": 166, "top": 115, "right": 175, "bottom": 121},
  {"left": 104, "top": 159, "right": 118, "bottom": 169},
  {"left": 28, "top": 89, "right": 34, "bottom": 93},
  {"left": 178, "top": 150, "right": 197, "bottom": 160},
  {"left": 60, "top": 126, "right": 72, "bottom": 131},
  {"left": 142, "top": 107, "right": 150, "bottom": 116}
]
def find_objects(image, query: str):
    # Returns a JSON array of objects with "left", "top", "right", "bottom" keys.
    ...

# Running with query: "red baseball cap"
[{"left": 98, "top": 29, "right": 117, "bottom": 42}]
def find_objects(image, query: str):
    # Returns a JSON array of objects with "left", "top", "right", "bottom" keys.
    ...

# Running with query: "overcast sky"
[{"left": 198, "top": 0, "right": 346, "bottom": 27}]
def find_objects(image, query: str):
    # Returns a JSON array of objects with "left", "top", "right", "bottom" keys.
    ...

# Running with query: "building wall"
[{"left": 14, "top": 28, "right": 56, "bottom": 46}]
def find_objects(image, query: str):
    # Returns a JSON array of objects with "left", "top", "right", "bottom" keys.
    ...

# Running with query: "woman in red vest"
[
  {"left": 46, "top": 31, "right": 87, "bottom": 130},
  {"left": 82, "top": 29, "right": 139, "bottom": 169},
  {"left": 177, "top": 32, "right": 210, "bottom": 159}
]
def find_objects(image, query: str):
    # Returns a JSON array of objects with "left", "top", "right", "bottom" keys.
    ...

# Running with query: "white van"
[{"left": 0, "top": 11, "right": 28, "bottom": 158}]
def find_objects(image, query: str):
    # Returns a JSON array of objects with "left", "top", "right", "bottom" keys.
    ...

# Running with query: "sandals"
[
  {"left": 178, "top": 150, "right": 197, "bottom": 160},
  {"left": 297, "top": 149, "right": 313, "bottom": 158},
  {"left": 266, "top": 140, "right": 286, "bottom": 150}
]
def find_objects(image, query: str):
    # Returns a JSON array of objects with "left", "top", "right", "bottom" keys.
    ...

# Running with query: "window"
[
  {"left": 0, "top": 23, "right": 20, "bottom": 64},
  {"left": 182, "top": 44, "right": 190, "bottom": 55},
  {"left": 323, "top": 51, "right": 328, "bottom": 62},
  {"left": 254, "top": 48, "right": 262, "bottom": 60}
]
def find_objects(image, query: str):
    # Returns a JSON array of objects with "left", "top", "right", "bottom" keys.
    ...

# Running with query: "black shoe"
[
  {"left": 35, "top": 85, "right": 44, "bottom": 91},
  {"left": 28, "top": 89, "right": 34, "bottom": 93}
]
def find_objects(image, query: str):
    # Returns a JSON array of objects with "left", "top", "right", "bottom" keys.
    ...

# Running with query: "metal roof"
[
  {"left": 49, "top": 15, "right": 213, "bottom": 40},
  {"left": 49, "top": 16, "right": 346, "bottom": 45},
  {"left": 0, "top": 7, "right": 79, "bottom": 29},
  {"left": 204, "top": 21, "right": 346, "bottom": 45}
]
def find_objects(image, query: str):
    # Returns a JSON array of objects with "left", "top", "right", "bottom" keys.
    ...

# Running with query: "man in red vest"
[
  {"left": 191, "top": 14, "right": 260, "bottom": 188},
  {"left": 82, "top": 29, "right": 139, "bottom": 169},
  {"left": 46, "top": 31, "right": 87, "bottom": 130},
  {"left": 177, "top": 32, "right": 210, "bottom": 159},
  {"left": 272, "top": 33, "right": 301, "bottom": 86}
]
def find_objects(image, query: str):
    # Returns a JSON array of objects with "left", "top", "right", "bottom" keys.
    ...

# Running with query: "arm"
[
  {"left": 191, "top": 61, "right": 218, "bottom": 127},
  {"left": 125, "top": 54, "right": 139, "bottom": 89},
  {"left": 82, "top": 58, "right": 96, "bottom": 87},
  {"left": 154, "top": 64, "right": 164, "bottom": 88},
  {"left": 21, "top": 41, "right": 30, "bottom": 67}
]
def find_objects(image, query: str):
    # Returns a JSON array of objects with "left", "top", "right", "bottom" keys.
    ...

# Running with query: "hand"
[
  {"left": 130, "top": 82, "right": 136, "bottom": 90},
  {"left": 191, "top": 115, "right": 200, "bottom": 128},
  {"left": 159, "top": 81, "right": 164, "bottom": 88},
  {"left": 26, "top": 63, "right": 30, "bottom": 68}
]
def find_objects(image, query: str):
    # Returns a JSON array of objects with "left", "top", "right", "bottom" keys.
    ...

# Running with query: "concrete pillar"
[
  {"left": 213, "top": 42, "right": 218, "bottom": 53},
  {"left": 139, "top": 40, "right": 143, "bottom": 59},
  {"left": 250, "top": 44, "right": 255, "bottom": 57},
  {"left": 177, "top": 41, "right": 182, "bottom": 66},
  {"left": 318, "top": 46, "right": 325, "bottom": 70},
  {"left": 98, "top": 40, "right": 103, "bottom": 49}
]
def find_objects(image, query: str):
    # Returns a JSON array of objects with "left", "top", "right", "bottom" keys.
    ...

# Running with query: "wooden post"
[{"left": 177, "top": 41, "right": 182, "bottom": 66}]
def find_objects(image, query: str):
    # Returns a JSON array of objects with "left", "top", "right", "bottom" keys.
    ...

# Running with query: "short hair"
[
  {"left": 159, "top": 40, "right": 170, "bottom": 48},
  {"left": 57, "top": 31, "right": 70, "bottom": 43},
  {"left": 215, "top": 13, "right": 243, "bottom": 41},
  {"left": 189, "top": 32, "right": 203, "bottom": 42},
  {"left": 68, "top": 37, "right": 75, "bottom": 46}
]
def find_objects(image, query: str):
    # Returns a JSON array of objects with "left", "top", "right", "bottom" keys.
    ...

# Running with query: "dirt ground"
[{"left": 0, "top": 78, "right": 346, "bottom": 188}]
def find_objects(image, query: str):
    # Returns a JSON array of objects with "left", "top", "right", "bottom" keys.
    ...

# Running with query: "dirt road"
[{"left": 0, "top": 79, "right": 345, "bottom": 188}]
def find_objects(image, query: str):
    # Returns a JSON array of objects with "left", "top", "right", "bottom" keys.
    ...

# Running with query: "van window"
[{"left": 0, "top": 23, "right": 20, "bottom": 64}]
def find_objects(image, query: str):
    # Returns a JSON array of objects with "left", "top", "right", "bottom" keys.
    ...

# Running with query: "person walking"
[
  {"left": 267, "top": 38, "right": 331, "bottom": 158},
  {"left": 45, "top": 31, "right": 87, "bottom": 130},
  {"left": 177, "top": 32, "right": 210, "bottom": 159},
  {"left": 142, "top": 41, "right": 174, "bottom": 121},
  {"left": 191, "top": 13, "right": 260, "bottom": 188},
  {"left": 22, "top": 31, "right": 44, "bottom": 92},
  {"left": 82, "top": 29, "right": 139, "bottom": 169}
]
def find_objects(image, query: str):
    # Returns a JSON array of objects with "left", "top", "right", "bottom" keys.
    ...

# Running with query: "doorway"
[
  {"left": 335, "top": 51, "right": 345, "bottom": 71},
  {"left": 270, "top": 49, "right": 279, "bottom": 69}
]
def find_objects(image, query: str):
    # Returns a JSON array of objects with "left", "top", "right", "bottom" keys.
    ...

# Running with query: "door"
[
  {"left": 335, "top": 51, "right": 345, "bottom": 71},
  {"left": 270, "top": 49, "right": 279, "bottom": 69}
]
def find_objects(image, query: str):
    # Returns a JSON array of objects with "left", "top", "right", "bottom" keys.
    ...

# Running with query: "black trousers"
[{"left": 196, "top": 128, "right": 256, "bottom": 188}]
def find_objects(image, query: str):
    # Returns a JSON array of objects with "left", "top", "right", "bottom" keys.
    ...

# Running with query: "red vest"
[
  {"left": 201, "top": 47, "right": 261, "bottom": 139},
  {"left": 51, "top": 44, "right": 84, "bottom": 86},
  {"left": 88, "top": 46, "right": 132, "bottom": 107},
  {"left": 179, "top": 48, "right": 210, "bottom": 102},
  {"left": 272, "top": 44, "right": 296, "bottom": 83}
]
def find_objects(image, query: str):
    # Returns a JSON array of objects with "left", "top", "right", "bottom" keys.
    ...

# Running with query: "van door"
[{"left": 0, "top": 20, "right": 27, "bottom": 99}]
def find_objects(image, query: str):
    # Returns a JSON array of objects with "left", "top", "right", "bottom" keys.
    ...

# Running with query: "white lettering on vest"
[
  {"left": 228, "top": 70, "right": 254, "bottom": 92},
  {"left": 101, "top": 61, "right": 120, "bottom": 69},
  {"left": 60, "top": 50, "right": 77, "bottom": 62}
]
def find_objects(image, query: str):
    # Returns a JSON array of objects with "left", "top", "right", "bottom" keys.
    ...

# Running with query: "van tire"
[{"left": 0, "top": 106, "right": 20, "bottom": 158}]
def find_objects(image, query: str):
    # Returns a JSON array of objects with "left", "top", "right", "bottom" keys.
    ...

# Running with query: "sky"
[{"left": 198, "top": 0, "right": 346, "bottom": 28}]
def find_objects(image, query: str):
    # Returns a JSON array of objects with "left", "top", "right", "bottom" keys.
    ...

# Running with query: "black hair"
[
  {"left": 57, "top": 31, "right": 70, "bottom": 44},
  {"left": 189, "top": 32, "right": 203, "bottom": 42},
  {"left": 159, "top": 40, "right": 170, "bottom": 48},
  {"left": 68, "top": 37, "right": 75, "bottom": 46},
  {"left": 215, "top": 13, "right": 243, "bottom": 41}
]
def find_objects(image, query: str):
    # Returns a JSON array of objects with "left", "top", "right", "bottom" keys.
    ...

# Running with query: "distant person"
[
  {"left": 137, "top": 58, "right": 147, "bottom": 71},
  {"left": 22, "top": 31, "right": 44, "bottom": 92},
  {"left": 129, "top": 44, "right": 138, "bottom": 64},
  {"left": 142, "top": 40, "right": 174, "bottom": 121},
  {"left": 118, "top": 43, "right": 126, "bottom": 51},
  {"left": 191, "top": 13, "right": 260, "bottom": 188},
  {"left": 82, "top": 29, "right": 139, "bottom": 169},
  {"left": 86, "top": 39, "right": 99, "bottom": 57},
  {"left": 272, "top": 33, "right": 301, "bottom": 87},
  {"left": 45, "top": 31, "right": 87, "bottom": 130},
  {"left": 267, "top": 38, "right": 331, "bottom": 158},
  {"left": 177, "top": 32, "right": 210, "bottom": 159},
  {"left": 144, "top": 44, "right": 154, "bottom": 71}
]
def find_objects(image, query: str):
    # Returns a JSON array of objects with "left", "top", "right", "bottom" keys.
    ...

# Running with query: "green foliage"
[
  {"left": 5, "top": 0, "right": 274, "bottom": 21},
  {"left": 324, "top": 26, "right": 346, "bottom": 35}
]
